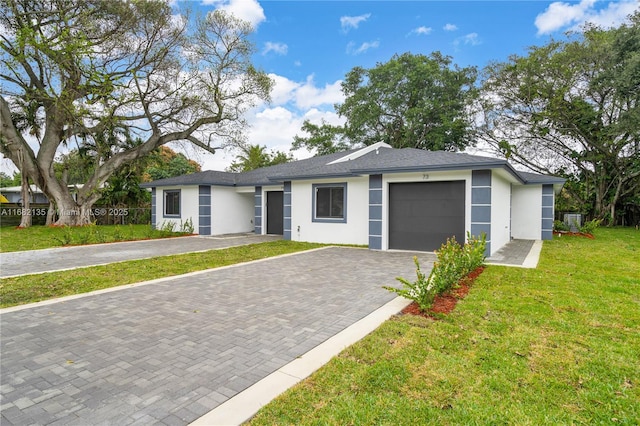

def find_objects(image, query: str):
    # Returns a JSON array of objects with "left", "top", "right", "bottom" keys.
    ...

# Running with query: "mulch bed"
[
  {"left": 401, "top": 266, "right": 485, "bottom": 319},
  {"left": 553, "top": 231, "right": 594, "bottom": 239}
]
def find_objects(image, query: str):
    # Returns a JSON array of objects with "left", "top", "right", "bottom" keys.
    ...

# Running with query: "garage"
[{"left": 388, "top": 181, "right": 465, "bottom": 251}]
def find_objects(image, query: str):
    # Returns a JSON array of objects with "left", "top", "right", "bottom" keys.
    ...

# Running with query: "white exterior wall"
[
  {"left": 381, "top": 170, "right": 473, "bottom": 250},
  {"left": 511, "top": 185, "right": 542, "bottom": 240},
  {"left": 157, "top": 186, "right": 199, "bottom": 232},
  {"left": 289, "top": 177, "right": 369, "bottom": 245},
  {"left": 211, "top": 186, "right": 254, "bottom": 235},
  {"left": 491, "top": 172, "right": 512, "bottom": 255}
]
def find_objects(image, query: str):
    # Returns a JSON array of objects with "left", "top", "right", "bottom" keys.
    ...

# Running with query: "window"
[
  {"left": 164, "top": 190, "right": 180, "bottom": 217},
  {"left": 313, "top": 183, "right": 347, "bottom": 223}
]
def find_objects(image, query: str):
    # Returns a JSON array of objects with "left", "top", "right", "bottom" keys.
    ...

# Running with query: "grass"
[
  {"left": 247, "top": 228, "right": 640, "bottom": 425},
  {"left": 0, "top": 240, "right": 323, "bottom": 308},
  {"left": 0, "top": 224, "right": 191, "bottom": 253}
]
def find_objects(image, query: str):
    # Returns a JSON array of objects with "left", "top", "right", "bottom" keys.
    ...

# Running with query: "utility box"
[{"left": 564, "top": 213, "right": 582, "bottom": 232}]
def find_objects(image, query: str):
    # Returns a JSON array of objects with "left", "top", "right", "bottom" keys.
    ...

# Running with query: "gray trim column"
[
  {"left": 368, "top": 174, "right": 383, "bottom": 250},
  {"left": 541, "top": 184, "right": 554, "bottom": 240},
  {"left": 198, "top": 185, "right": 211, "bottom": 235},
  {"left": 151, "top": 188, "right": 156, "bottom": 229},
  {"left": 254, "top": 186, "right": 262, "bottom": 234},
  {"left": 283, "top": 182, "right": 292, "bottom": 240},
  {"left": 471, "top": 170, "right": 492, "bottom": 256}
]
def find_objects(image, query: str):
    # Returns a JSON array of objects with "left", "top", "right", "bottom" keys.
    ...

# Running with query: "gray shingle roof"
[
  {"left": 141, "top": 146, "right": 565, "bottom": 187},
  {"left": 517, "top": 171, "right": 566, "bottom": 184}
]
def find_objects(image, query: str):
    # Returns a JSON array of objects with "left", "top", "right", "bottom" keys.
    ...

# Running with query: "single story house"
[
  {"left": 0, "top": 185, "right": 50, "bottom": 204},
  {"left": 140, "top": 142, "right": 565, "bottom": 256},
  {"left": 0, "top": 184, "right": 85, "bottom": 205}
]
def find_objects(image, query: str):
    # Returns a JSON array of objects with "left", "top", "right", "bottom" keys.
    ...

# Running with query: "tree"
[
  {"left": 479, "top": 14, "right": 640, "bottom": 225},
  {"left": 227, "top": 144, "right": 293, "bottom": 172},
  {"left": 293, "top": 52, "right": 478, "bottom": 155},
  {"left": 143, "top": 146, "right": 201, "bottom": 181},
  {"left": 0, "top": 171, "right": 20, "bottom": 187},
  {"left": 0, "top": 0, "right": 272, "bottom": 225}
]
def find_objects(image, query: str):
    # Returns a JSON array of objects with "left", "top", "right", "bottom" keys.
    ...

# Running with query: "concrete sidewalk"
[
  {"left": 0, "top": 234, "right": 280, "bottom": 278},
  {"left": 0, "top": 247, "right": 435, "bottom": 426}
]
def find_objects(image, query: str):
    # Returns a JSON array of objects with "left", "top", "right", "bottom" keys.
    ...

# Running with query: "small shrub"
[
  {"left": 180, "top": 218, "right": 194, "bottom": 234},
  {"left": 52, "top": 225, "right": 73, "bottom": 246},
  {"left": 383, "top": 256, "right": 435, "bottom": 312},
  {"left": 386, "top": 232, "right": 486, "bottom": 313},
  {"left": 112, "top": 225, "right": 124, "bottom": 241},
  {"left": 554, "top": 220, "right": 570, "bottom": 232},
  {"left": 75, "top": 228, "right": 91, "bottom": 245},
  {"left": 580, "top": 218, "right": 601, "bottom": 234},
  {"left": 158, "top": 221, "right": 176, "bottom": 235},
  {"left": 87, "top": 224, "right": 106, "bottom": 243}
]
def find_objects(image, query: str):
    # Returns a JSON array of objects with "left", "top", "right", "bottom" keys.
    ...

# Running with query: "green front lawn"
[
  {"left": 0, "top": 224, "right": 191, "bottom": 252},
  {"left": 248, "top": 228, "right": 640, "bottom": 425},
  {"left": 0, "top": 241, "right": 324, "bottom": 308}
]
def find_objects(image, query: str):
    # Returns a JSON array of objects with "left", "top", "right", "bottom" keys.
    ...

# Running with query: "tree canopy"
[
  {"left": 293, "top": 52, "right": 478, "bottom": 155},
  {"left": 479, "top": 13, "right": 640, "bottom": 225},
  {"left": 0, "top": 0, "right": 272, "bottom": 225},
  {"left": 227, "top": 144, "right": 292, "bottom": 172}
]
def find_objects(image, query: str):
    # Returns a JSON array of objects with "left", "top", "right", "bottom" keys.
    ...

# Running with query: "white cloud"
[
  {"left": 202, "top": 0, "right": 266, "bottom": 27},
  {"left": 454, "top": 33, "right": 481, "bottom": 47},
  {"left": 268, "top": 73, "right": 344, "bottom": 110},
  {"left": 340, "top": 13, "right": 371, "bottom": 32},
  {"left": 268, "top": 74, "right": 300, "bottom": 105},
  {"left": 535, "top": 0, "right": 638, "bottom": 35},
  {"left": 294, "top": 76, "right": 343, "bottom": 110},
  {"left": 346, "top": 40, "right": 380, "bottom": 55},
  {"left": 443, "top": 23, "right": 458, "bottom": 31},
  {"left": 262, "top": 41, "right": 288, "bottom": 55},
  {"left": 196, "top": 73, "right": 346, "bottom": 170},
  {"left": 410, "top": 26, "right": 433, "bottom": 36}
]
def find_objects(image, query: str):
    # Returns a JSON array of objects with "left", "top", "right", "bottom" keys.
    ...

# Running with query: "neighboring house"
[
  {"left": 0, "top": 185, "right": 83, "bottom": 205},
  {"left": 140, "top": 142, "right": 565, "bottom": 256},
  {"left": 0, "top": 185, "right": 50, "bottom": 204}
]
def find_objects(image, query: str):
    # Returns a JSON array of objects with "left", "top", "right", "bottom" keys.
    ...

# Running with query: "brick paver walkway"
[
  {"left": 0, "top": 247, "right": 434, "bottom": 425},
  {"left": 0, "top": 234, "right": 280, "bottom": 278}
]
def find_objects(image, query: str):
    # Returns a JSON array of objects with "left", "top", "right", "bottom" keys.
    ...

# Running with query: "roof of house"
[{"left": 140, "top": 144, "right": 566, "bottom": 188}]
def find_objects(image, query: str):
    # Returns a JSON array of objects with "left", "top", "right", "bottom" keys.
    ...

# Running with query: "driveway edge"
[
  {"left": 189, "top": 296, "right": 412, "bottom": 426},
  {"left": 0, "top": 246, "right": 332, "bottom": 314}
]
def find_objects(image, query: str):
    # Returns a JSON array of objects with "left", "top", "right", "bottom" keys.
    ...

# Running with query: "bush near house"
[{"left": 385, "top": 232, "right": 486, "bottom": 312}]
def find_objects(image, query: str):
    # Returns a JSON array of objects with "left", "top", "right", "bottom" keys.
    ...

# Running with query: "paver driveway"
[
  {"left": 0, "top": 247, "right": 435, "bottom": 425},
  {"left": 0, "top": 234, "right": 280, "bottom": 278}
]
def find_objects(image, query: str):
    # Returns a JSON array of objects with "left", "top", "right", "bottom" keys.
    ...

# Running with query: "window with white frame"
[
  {"left": 164, "top": 190, "right": 181, "bottom": 217},
  {"left": 313, "top": 183, "right": 347, "bottom": 223}
]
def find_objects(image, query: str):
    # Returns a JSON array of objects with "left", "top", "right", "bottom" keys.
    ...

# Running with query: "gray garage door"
[{"left": 389, "top": 181, "right": 465, "bottom": 251}]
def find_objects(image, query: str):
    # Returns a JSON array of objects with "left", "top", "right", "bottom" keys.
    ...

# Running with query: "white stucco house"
[{"left": 140, "top": 143, "right": 565, "bottom": 256}]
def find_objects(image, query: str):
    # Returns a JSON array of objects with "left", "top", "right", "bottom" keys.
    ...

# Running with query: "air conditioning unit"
[{"left": 564, "top": 213, "right": 582, "bottom": 232}]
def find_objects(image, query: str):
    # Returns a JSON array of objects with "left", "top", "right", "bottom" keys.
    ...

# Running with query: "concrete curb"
[{"left": 189, "top": 296, "right": 412, "bottom": 426}]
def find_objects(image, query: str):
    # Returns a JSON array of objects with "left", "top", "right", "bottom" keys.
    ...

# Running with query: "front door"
[{"left": 266, "top": 191, "right": 284, "bottom": 235}]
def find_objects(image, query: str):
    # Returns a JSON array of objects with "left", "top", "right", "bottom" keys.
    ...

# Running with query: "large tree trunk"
[
  {"left": 18, "top": 171, "right": 32, "bottom": 228},
  {"left": 45, "top": 201, "right": 56, "bottom": 225},
  {"left": 48, "top": 187, "right": 94, "bottom": 226}
]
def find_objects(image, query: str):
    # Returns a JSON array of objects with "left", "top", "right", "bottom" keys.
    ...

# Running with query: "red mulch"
[
  {"left": 401, "top": 266, "right": 485, "bottom": 319},
  {"left": 553, "top": 231, "right": 594, "bottom": 239}
]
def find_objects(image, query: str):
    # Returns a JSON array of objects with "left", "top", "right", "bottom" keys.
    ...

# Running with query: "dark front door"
[
  {"left": 266, "top": 191, "right": 284, "bottom": 235},
  {"left": 389, "top": 181, "right": 465, "bottom": 251}
]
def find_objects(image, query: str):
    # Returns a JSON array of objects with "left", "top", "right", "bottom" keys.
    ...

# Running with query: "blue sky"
[
  {"left": 179, "top": 0, "right": 639, "bottom": 171},
  {"left": 2, "top": 0, "right": 638, "bottom": 174}
]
